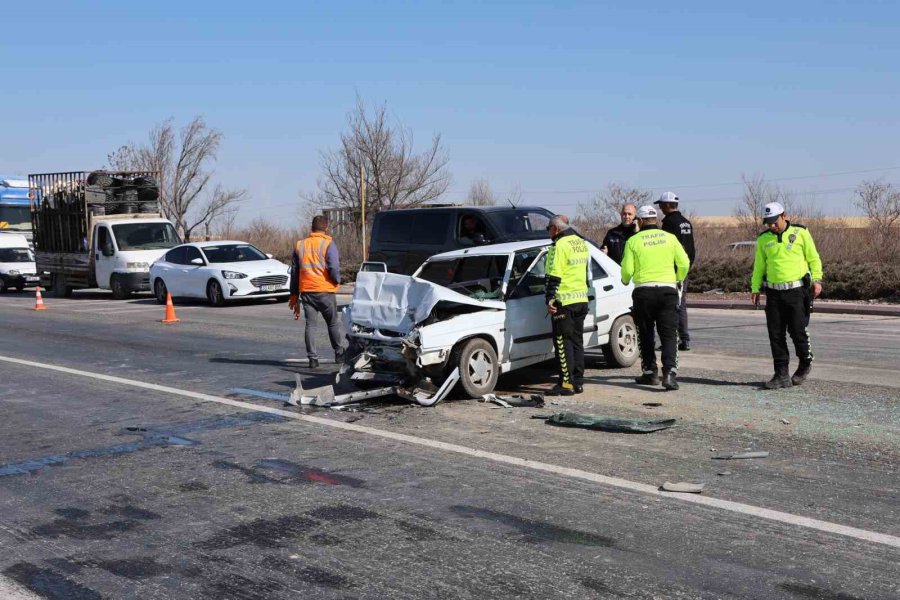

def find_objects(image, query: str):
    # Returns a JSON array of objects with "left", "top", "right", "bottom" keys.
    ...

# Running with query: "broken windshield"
[{"left": 417, "top": 254, "right": 510, "bottom": 299}]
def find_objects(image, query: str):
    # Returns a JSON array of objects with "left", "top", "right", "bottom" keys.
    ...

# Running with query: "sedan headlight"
[
  {"left": 221, "top": 270, "right": 248, "bottom": 279},
  {"left": 8, "top": 270, "right": 20, "bottom": 276}
]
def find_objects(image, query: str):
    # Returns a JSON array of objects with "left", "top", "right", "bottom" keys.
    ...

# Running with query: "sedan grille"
[{"left": 250, "top": 275, "right": 288, "bottom": 287}]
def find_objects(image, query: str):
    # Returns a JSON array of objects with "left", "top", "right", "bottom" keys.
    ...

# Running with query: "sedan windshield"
[
  {"left": 113, "top": 223, "right": 181, "bottom": 250},
  {"left": 0, "top": 248, "right": 33, "bottom": 262},
  {"left": 417, "top": 254, "right": 509, "bottom": 299},
  {"left": 201, "top": 244, "right": 267, "bottom": 263}
]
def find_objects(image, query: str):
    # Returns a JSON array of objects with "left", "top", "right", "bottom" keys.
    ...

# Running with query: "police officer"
[
  {"left": 601, "top": 203, "right": 637, "bottom": 264},
  {"left": 621, "top": 205, "right": 690, "bottom": 390},
  {"left": 545, "top": 215, "right": 590, "bottom": 396},
  {"left": 288, "top": 215, "right": 345, "bottom": 369},
  {"left": 655, "top": 191, "right": 695, "bottom": 350},
  {"left": 751, "top": 202, "right": 823, "bottom": 389}
]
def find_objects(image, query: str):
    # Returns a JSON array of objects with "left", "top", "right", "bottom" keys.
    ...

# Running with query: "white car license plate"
[
  {"left": 26, "top": 276, "right": 40, "bottom": 282},
  {"left": 260, "top": 284, "right": 278, "bottom": 292}
]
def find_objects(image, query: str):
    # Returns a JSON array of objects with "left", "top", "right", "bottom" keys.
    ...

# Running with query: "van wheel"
[
  {"left": 602, "top": 315, "right": 638, "bottom": 367},
  {"left": 207, "top": 280, "right": 226, "bottom": 307},
  {"left": 154, "top": 279, "right": 168, "bottom": 305},
  {"left": 455, "top": 338, "right": 499, "bottom": 398},
  {"left": 111, "top": 275, "right": 131, "bottom": 300}
]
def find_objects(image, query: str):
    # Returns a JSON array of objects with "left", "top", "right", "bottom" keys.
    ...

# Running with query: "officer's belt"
[
  {"left": 634, "top": 282, "right": 676, "bottom": 289},
  {"left": 765, "top": 280, "right": 804, "bottom": 291}
]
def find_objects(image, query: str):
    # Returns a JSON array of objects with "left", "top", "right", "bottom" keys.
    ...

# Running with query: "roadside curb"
[{"left": 688, "top": 299, "right": 900, "bottom": 317}]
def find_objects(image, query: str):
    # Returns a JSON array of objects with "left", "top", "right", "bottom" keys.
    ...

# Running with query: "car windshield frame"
[
  {"left": 416, "top": 253, "right": 511, "bottom": 300},
  {"left": 112, "top": 222, "right": 181, "bottom": 251},
  {"left": 200, "top": 243, "right": 268, "bottom": 264},
  {"left": 0, "top": 247, "right": 34, "bottom": 262}
]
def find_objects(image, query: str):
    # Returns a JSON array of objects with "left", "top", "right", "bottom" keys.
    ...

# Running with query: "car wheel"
[
  {"left": 602, "top": 315, "right": 639, "bottom": 367},
  {"left": 455, "top": 338, "right": 499, "bottom": 398},
  {"left": 15, "top": 285, "right": 25, "bottom": 292},
  {"left": 207, "top": 280, "right": 226, "bottom": 307},
  {"left": 0, "top": 279, "right": 6, "bottom": 293},
  {"left": 111, "top": 275, "right": 131, "bottom": 300},
  {"left": 154, "top": 279, "right": 168, "bottom": 305}
]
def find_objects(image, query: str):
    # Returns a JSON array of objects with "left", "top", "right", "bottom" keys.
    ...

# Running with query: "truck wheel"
[
  {"left": 455, "top": 338, "right": 499, "bottom": 398},
  {"left": 111, "top": 275, "right": 131, "bottom": 300},
  {"left": 602, "top": 315, "right": 639, "bottom": 367},
  {"left": 49, "top": 274, "right": 73, "bottom": 298},
  {"left": 154, "top": 279, "right": 168, "bottom": 305},
  {"left": 207, "top": 280, "right": 226, "bottom": 307}
]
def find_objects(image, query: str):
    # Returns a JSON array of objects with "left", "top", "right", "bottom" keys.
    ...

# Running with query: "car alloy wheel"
[
  {"left": 154, "top": 279, "right": 168, "bottom": 305},
  {"left": 207, "top": 280, "right": 226, "bottom": 307},
  {"left": 602, "top": 315, "right": 639, "bottom": 367}
]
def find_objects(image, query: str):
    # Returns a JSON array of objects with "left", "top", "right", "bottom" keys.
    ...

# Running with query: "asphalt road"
[{"left": 0, "top": 289, "right": 898, "bottom": 599}]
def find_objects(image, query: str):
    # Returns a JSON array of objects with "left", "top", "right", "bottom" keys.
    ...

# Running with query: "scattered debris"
[
  {"left": 480, "top": 394, "right": 544, "bottom": 408},
  {"left": 533, "top": 412, "right": 676, "bottom": 433},
  {"left": 642, "top": 402, "right": 663, "bottom": 408},
  {"left": 661, "top": 481, "right": 704, "bottom": 493},
  {"left": 717, "top": 471, "right": 732, "bottom": 476},
  {"left": 712, "top": 451, "right": 769, "bottom": 460},
  {"left": 781, "top": 418, "right": 791, "bottom": 425}
]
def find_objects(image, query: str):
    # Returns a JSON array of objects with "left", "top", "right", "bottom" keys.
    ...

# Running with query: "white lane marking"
[
  {"left": 1, "top": 354, "right": 899, "bottom": 550},
  {"left": 0, "top": 576, "right": 44, "bottom": 600}
]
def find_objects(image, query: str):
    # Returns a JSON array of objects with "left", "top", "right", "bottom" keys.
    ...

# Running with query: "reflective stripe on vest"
[{"left": 298, "top": 233, "right": 338, "bottom": 293}]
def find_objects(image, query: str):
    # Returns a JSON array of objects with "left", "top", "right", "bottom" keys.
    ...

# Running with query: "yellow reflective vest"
[
  {"left": 545, "top": 230, "right": 590, "bottom": 306},
  {"left": 751, "top": 223, "right": 823, "bottom": 293},
  {"left": 620, "top": 226, "right": 690, "bottom": 285}
]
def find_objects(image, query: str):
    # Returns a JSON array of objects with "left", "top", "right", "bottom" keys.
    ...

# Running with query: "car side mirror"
[
  {"left": 266, "top": 253, "right": 273, "bottom": 259},
  {"left": 190, "top": 258, "right": 204, "bottom": 266}
]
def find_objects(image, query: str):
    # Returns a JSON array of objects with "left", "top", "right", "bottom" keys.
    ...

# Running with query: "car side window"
[
  {"left": 165, "top": 247, "right": 186, "bottom": 264},
  {"left": 510, "top": 251, "right": 547, "bottom": 298},
  {"left": 590, "top": 258, "right": 608, "bottom": 280},
  {"left": 184, "top": 246, "right": 204, "bottom": 264}
]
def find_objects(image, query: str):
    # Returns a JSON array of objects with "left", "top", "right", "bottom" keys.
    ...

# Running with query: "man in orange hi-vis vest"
[{"left": 289, "top": 215, "right": 345, "bottom": 369}]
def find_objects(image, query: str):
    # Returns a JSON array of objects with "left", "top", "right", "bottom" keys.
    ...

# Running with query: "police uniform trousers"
[
  {"left": 764, "top": 287, "right": 813, "bottom": 372},
  {"left": 632, "top": 286, "right": 679, "bottom": 373},
  {"left": 551, "top": 302, "right": 588, "bottom": 388}
]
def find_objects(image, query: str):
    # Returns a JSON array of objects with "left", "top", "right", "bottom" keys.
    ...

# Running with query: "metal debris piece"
[
  {"left": 534, "top": 412, "right": 676, "bottom": 433},
  {"left": 717, "top": 471, "right": 732, "bottom": 476},
  {"left": 661, "top": 481, "right": 704, "bottom": 493},
  {"left": 480, "top": 394, "right": 544, "bottom": 408},
  {"left": 781, "top": 418, "right": 791, "bottom": 425},
  {"left": 712, "top": 451, "right": 769, "bottom": 460},
  {"left": 396, "top": 368, "right": 460, "bottom": 407}
]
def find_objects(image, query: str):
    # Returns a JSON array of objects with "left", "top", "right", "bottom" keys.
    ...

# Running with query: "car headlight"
[
  {"left": 8, "top": 270, "right": 20, "bottom": 276},
  {"left": 221, "top": 270, "right": 247, "bottom": 279},
  {"left": 126, "top": 262, "right": 150, "bottom": 271}
]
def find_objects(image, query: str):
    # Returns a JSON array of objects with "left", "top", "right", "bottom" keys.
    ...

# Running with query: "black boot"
[
  {"left": 635, "top": 370, "right": 660, "bottom": 385},
  {"left": 764, "top": 369, "right": 792, "bottom": 389},
  {"left": 792, "top": 363, "right": 811, "bottom": 386},
  {"left": 662, "top": 369, "right": 679, "bottom": 391},
  {"left": 309, "top": 357, "right": 319, "bottom": 369},
  {"left": 678, "top": 341, "right": 691, "bottom": 351},
  {"left": 548, "top": 383, "right": 575, "bottom": 396}
]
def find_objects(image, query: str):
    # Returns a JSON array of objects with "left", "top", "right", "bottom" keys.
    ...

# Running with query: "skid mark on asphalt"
[
  {"left": 2, "top": 353, "right": 900, "bottom": 550},
  {"left": 451, "top": 505, "right": 618, "bottom": 547},
  {"left": 2, "top": 563, "right": 101, "bottom": 600}
]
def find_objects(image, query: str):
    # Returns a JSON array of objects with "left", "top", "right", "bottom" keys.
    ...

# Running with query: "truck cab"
[
  {"left": 0, "top": 177, "right": 33, "bottom": 244},
  {"left": 91, "top": 217, "right": 181, "bottom": 298}
]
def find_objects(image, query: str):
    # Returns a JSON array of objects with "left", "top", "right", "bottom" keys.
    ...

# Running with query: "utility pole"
[{"left": 360, "top": 163, "right": 367, "bottom": 262}]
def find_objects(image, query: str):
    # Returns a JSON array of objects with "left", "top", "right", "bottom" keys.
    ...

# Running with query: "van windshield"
[
  {"left": 484, "top": 209, "right": 553, "bottom": 240},
  {"left": 0, "top": 248, "right": 33, "bottom": 262},
  {"left": 112, "top": 222, "right": 181, "bottom": 250},
  {"left": 417, "top": 254, "right": 509, "bottom": 300}
]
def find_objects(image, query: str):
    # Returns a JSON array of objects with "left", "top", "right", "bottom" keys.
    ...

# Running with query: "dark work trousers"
[
  {"left": 551, "top": 302, "right": 588, "bottom": 389},
  {"left": 764, "top": 287, "right": 813, "bottom": 372},
  {"left": 632, "top": 286, "right": 679, "bottom": 373},
  {"left": 301, "top": 292, "right": 343, "bottom": 360},
  {"left": 677, "top": 278, "right": 690, "bottom": 343}
]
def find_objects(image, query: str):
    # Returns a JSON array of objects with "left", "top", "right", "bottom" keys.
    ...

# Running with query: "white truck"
[{"left": 29, "top": 171, "right": 181, "bottom": 298}]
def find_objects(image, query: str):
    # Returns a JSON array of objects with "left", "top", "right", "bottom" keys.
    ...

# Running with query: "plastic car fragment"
[
  {"left": 480, "top": 394, "right": 545, "bottom": 408},
  {"left": 533, "top": 412, "right": 676, "bottom": 433}
]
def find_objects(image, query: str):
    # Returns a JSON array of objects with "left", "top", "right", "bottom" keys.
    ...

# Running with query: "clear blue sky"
[{"left": 3, "top": 0, "right": 898, "bottom": 223}]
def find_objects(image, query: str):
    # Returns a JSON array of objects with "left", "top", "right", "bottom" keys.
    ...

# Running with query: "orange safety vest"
[{"left": 297, "top": 232, "right": 339, "bottom": 293}]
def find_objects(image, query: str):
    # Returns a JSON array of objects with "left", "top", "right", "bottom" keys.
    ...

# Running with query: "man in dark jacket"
[
  {"left": 601, "top": 203, "right": 637, "bottom": 264},
  {"left": 654, "top": 191, "right": 696, "bottom": 351}
]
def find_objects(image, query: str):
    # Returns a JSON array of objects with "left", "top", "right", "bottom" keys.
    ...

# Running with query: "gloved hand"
[{"left": 288, "top": 295, "right": 301, "bottom": 320}]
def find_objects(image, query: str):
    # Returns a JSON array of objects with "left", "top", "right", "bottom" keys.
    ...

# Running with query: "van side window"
[
  {"left": 411, "top": 213, "right": 449, "bottom": 244},
  {"left": 458, "top": 214, "right": 491, "bottom": 245},
  {"left": 379, "top": 213, "right": 412, "bottom": 243},
  {"left": 97, "top": 227, "right": 113, "bottom": 255}
]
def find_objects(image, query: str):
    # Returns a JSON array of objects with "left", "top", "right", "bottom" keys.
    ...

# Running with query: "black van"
[{"left": 368, "top": 206, "right": 554, "bottom": 274}]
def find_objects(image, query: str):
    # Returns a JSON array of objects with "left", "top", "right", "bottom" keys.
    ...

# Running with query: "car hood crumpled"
[{"left": 349, "top": 271, "right": 505, "bottom": 334}]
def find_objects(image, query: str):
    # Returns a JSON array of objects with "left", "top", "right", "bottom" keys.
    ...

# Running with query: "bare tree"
[
  {"left": 854, "top": 180, "right": 900, "bottom": 261},
  {"left": 314, "top": 98, "right": 451, "bottom": 224},
  {"left": 504, "top": 183, "right": 524, "bottom": 207},
  {"left": 107, "top": 116, "right": 246, "bottom": 241},
  {"left": 576, "top": 183, "right": 652, "bottom": 240},
  {"left": 467, "top": 178, "right": 496, "bottom": 206},
  {"left": 733, "top": 175, "right": 794, "bottom": 239}
]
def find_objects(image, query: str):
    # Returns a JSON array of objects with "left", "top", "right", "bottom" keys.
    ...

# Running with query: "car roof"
[
  {"left": 181, "top": 240, "right": 252, "bottom": 248},
  {"left": 428, "top": 239, "right": 552, "bottom": 260},
  {"left": 378, "top": 205, "right": 551, "bottom": 215}
]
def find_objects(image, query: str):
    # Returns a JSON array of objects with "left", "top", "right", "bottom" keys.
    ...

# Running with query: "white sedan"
[
  {"left": 150, "top": 241, "right": 290, "bottom": 306},
  {"left": 343, "top": 239, "right": 638, "bottom": 398}
]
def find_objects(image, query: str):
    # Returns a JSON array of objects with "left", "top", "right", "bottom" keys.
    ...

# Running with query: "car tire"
[
  {"left": 111, "top": 275, "right": 131, "bottom": 300},
  {"left": 15, "top": 285, "right": 25, "bottom": 292},
  {"left": 207, "top": 279, "right": 226, "bottom": 307},
  {"left": 154, "top": 279, "right": 168, "bottom": 305},
  {"left": 602, "top": 315, "right": 639, "bottom": 367},
  {"left": 455, "top": 338, "right": 499, "bottom": 398}
]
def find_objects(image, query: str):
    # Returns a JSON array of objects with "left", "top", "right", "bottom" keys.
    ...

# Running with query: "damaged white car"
[{"left": 339, "top": 240, "right": 638, "bottom": 401}]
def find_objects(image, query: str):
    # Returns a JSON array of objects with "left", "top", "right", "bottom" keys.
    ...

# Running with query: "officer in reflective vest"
[
  {"left": 751, "top": 202, "right": 823, "bottom": 389},
  {"left": 289, "top": 215, "right": 344, "bottom": 369},
  {"left": 620, "top": 205, "right": 690, "bottom": 390},
  {"left": 545, "top": 215, "right": 590, "bottom": 396}
]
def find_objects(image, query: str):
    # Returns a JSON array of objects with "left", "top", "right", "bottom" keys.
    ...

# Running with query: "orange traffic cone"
[
  {"left": 33, "top": 286, "right": 47, "bottom": 311},
  {"left": 161, "top": 292, "right": 179, "bottom": 323}
]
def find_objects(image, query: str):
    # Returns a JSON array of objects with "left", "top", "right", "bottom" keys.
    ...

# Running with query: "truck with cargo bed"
[{"left": 29, "top": 171, "right": 181, "bottom": 298}]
